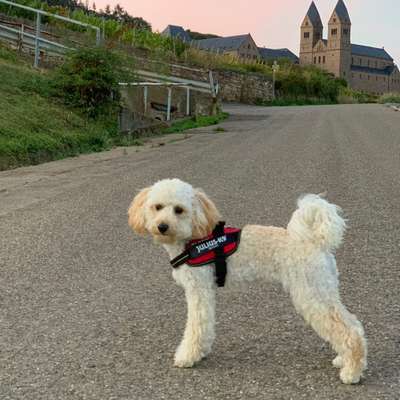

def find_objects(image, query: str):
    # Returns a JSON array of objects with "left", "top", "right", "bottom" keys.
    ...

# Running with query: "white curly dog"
[{"left": 128, "top": 178, "right": 367, "bottom": 384}]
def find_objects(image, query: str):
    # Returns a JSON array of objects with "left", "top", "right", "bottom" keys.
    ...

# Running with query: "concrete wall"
[{"left": 119, "top": 84, "right": 218, "bottom": 133}]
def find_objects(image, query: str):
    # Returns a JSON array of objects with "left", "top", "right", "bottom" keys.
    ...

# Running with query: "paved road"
[{"left": 1, "top": 104, "right": 399, "bottom": 399}]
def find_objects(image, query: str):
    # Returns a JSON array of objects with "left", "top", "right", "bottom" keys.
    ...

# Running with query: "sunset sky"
[{"left": 94, "top": 0, "right": 400, "bottom": 63}]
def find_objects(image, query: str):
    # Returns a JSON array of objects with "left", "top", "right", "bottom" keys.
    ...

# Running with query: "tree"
[
  {"left": 39, "top": 0, "right": 151, "bottom": 31},
  {"left": 113, "top": 3, "right": 125, "bottom": 21}
]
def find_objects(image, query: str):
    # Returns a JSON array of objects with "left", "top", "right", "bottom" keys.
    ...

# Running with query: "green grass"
[
  {"left": 163, "top": 113, "right": 229, "bottom": 134},
  {"left": 0, "top": 44, "right": 137, "bottom": 170}
]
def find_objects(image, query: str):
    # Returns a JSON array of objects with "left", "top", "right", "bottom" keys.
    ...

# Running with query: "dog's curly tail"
[{"left": 287, "top": 194, "right": 346, "bottom": 252}]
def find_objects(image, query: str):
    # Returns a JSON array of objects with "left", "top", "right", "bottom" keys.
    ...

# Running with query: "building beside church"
[
  {"left": 196, "top": 34, "right": 260, "bottom": 60},
  {"left": 300, "top": 0, "right": 400, "bottom": 94},
  {"left": 162, "top": 26, "right": 298, "bottom": 64},
  {"left": 258, "top": 48, "right": 299, "bottom": 64},
  {"left": 161, "top": 25, "right": 191, "bottom": 42}
]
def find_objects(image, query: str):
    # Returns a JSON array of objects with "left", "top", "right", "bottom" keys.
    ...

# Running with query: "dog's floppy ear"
[
  {"left": 192, "top": 189, "right": 221, "bottom": 239},
  {"left": 128, "top": 187, "right": 151, "bottom": 235}
]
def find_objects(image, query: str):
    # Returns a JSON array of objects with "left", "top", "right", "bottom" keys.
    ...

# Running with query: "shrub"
[
  {"left": 53, "top": 47, "right": 135, "bottom": 117},
  {"left": 378, "top": 92, "right": 400, "bottom": 104},
  {"left": 337, "top": 88, "right": 376, "bottom": 104},
  {"left": 275, "top": 66, "right": 346, "bottom": 103},
  {"left": 337, "top": 87, "right": 359, "bottom": 104}
]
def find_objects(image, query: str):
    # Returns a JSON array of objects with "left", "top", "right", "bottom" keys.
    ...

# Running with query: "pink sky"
[{"left": 94, "top": 0, "right": 400, "bottom": 63}]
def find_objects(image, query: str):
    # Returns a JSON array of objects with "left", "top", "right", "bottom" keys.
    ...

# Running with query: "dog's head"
[{"left": 128, "top": 179, "right": 221, "bottom": 244}]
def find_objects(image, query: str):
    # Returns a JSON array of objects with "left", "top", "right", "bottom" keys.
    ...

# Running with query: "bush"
[
  {"left": 337, "top": 88, "right": 378, "bottom": 104},
  {"left": 337, "top": 87, "right": 359, "bottom": 104},
  {"left": 53, "top": 47, "right": 135, "bottom": 117},
  {"left": 275, "top": 66, "right": 346, "bottom": 103},
  {"left": 378, "top": 92, "right": 400, "bottom": 104}
]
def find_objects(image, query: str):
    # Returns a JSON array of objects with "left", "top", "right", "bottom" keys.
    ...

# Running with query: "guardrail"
[
  {"left": 0, "top": 22, "right": 70, "bottom": 55},
  {"left": 0, "top": 0, "right": 100, "bottom": 67},
  {"left": 135, "top": 69, "right": 218, "bottom": 96},
  {"left": 120, "top": 69, "right": 218, "bottom": 121}
]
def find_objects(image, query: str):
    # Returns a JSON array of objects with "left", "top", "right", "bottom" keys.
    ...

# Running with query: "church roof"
[
  {"left": 351, "top": 44, "right": 393, "bottom": 61},
  {"left": 258, "top": 48, "right": 299, "bottom": 63},
  {"left": 161, "top": 25, "right": 191, "bottom": 42},
  {"left": 334, "top": 0, "right": 351, "bottom": 22},
  {"left": 306, "top": 1, "right": 323, "bottom": 26},
  {"left": 195, "top": 34, "right": 252, "bottom": 51}
]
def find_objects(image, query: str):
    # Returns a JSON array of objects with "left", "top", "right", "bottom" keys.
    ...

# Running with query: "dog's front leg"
[{"left": 173, "top": 266, "right": 215, "bottom": 368}]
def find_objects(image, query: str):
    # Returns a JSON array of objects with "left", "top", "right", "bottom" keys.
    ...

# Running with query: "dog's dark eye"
[
  {"left": 155, "top": 204, "right": 163, "bottom": 211},
  {"left": 174, "top": 206, "right": 184, "bottom": 215}
]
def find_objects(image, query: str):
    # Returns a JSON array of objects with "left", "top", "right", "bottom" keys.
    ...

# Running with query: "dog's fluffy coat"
[{"left": 128, "top": 178, "right": 367, "bottom": 384}]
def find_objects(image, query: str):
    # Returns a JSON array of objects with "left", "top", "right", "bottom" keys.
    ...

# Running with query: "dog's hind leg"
[
  {"left": 173, "top": 267, "right": 216, "bottom": 368},
  {"left": 291, "top": 286, "right": 367, "bottom": 384}
]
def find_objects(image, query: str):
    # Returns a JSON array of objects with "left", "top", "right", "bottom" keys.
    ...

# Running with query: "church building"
[{"left": 300, "top": 0, "right": 400, "bottom": 94}]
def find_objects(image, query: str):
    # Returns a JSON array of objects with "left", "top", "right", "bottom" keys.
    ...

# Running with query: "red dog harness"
[{"left": 170, "top": 222, "right": 241, "bottom": 287}]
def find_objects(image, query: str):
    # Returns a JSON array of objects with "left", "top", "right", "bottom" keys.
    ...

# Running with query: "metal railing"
[
  {"left": 120, "top": 70, "right": 218, "bottom": 121},
  {"left": 0, "top": 21, "right": 70, "bottom": 55},
  {"left": 135, "top": 69, "right": 218, "bottom": 96},
  {"left": 0, "top": 0, "right": 101, "bottom": 67}
]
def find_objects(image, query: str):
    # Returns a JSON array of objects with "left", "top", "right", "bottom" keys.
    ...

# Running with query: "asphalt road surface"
[{"left": 1, "top": 104, "right": 399, "bottom": 400}]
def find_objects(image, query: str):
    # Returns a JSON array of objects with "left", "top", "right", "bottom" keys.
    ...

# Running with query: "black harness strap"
[
  {"left": 170, "top": 250, "right": 190, "bottom": 268},
  {"left": 213, "top": 221, "right": 228, "bottom": 287}
]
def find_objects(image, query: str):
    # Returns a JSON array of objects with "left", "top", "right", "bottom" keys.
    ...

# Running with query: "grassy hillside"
[
  {"left": 0, "top": 44, "right": 230, "bottom": 171},
  {"left": 0, "top": 45, "right": 122, "bottom": 170}
]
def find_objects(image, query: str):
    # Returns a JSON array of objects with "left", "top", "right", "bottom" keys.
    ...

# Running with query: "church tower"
[
  {"left": 327, "top": 0, "right": 351, "bottom": 81},
  {"left": 300, "top": 2, "right": 323, "bottom": 65}
]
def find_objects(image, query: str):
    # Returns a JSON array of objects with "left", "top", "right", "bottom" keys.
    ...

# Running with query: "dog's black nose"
[{"left": 158, "top": 223, "right": 169, "bottom": 234}]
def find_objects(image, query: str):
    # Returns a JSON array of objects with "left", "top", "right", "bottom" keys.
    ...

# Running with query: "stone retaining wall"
[{"left": 135, "top": 58, "right": 273, "bottom": 104}]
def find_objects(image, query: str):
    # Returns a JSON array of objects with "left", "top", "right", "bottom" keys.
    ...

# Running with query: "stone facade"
[{"left": 300, "top": 0, "right": 400, "bottom": 94}]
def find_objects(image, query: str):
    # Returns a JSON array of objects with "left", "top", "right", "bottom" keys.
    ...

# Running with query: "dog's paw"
[
  {"left": 173, "top": 357, "right": 196, "bottom": 368},
  {"left": 332, "top": 355, "right": 343, "bottom": 368},
  {"left": 339, "top": 367, "right": 362, "bottom": 384},
  {"left": 174, "top": 347, "right": 203, "bottom": 368}
]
